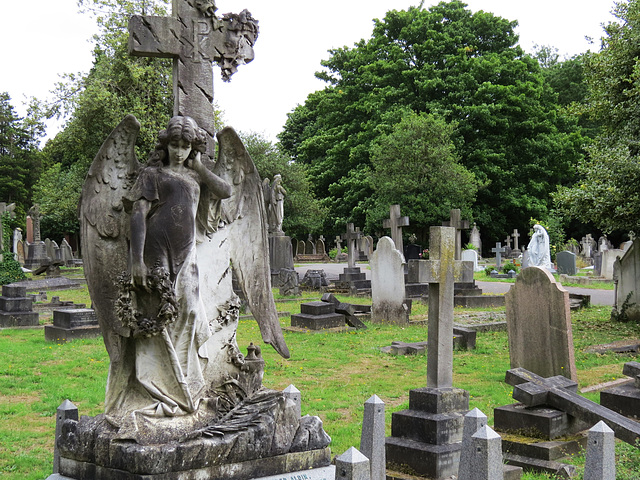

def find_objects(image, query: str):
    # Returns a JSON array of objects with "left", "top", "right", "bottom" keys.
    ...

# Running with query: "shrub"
[
  {"left": 0, "top": 251, "right": 26, "bottom": 285},
  {"left": 502, "top": 262, "right": 518, "bottom": 274}
]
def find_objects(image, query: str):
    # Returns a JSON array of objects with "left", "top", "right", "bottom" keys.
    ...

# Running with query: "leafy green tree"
[
  {"left": 366, "top": 111, "right": 478, "bottom": 242},
  {"left": 0, "top": 92, "right": 43, "bottom": 222},
  {"left": 280, "top": 1, "right": 583, "bottom": 244},
  {"left": 554, "top": 0, "right": 640, "bottom": 234},
  {"left": 240, "top": 131, "right": 326, "bottom": 238}
]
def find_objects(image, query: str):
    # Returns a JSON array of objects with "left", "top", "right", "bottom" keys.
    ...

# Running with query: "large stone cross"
[
  {"left": 507, "top": 367, "right": 640, "bottom": 447},
  {"left": 492, "top": 242, "right": 506, "bottom": 268},
  {"left": 407, "top": 227, "right": 473, "bottom": 388},
  {"left": 383, "top": 204, "right": 410, "bottom": 254},
  {"left": 442, "top": 209, "right": 470, "bottom": 260},
  {"left": 341, "top": 223, "right": 361, "bottom": 269},
  {"left": 128, "top": 0, "right": 258, "bottom": 159}
]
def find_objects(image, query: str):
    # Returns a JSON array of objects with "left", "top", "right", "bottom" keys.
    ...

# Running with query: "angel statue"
[
  {"left": 79, "top": 115, "right": 296, "bottom": 443},
  {"left": 527, "top": 224, "right": 553, "bottom": 270},
  {"left": 262, "top": 174, "right": 287, "bottom": 235}
]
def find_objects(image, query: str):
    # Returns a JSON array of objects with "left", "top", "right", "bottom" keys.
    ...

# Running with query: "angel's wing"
[
  {"left": 214, "top": 127, "right": 290, "bottom": 359},
  {"left": 79, "top": 114, "right": 141, "bottom": 357}
]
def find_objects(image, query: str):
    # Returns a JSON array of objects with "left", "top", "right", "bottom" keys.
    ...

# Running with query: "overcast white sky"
[{"left": 2, "top": 0, "right": 617, "bottom": 143}]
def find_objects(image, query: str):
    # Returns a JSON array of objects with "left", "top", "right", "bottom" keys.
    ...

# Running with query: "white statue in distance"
[{"left": 527, "top": 224, "right": 553, "bottom": 270}]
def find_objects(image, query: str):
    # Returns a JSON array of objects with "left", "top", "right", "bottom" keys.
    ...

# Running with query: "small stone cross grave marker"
[
  {"left": 492, "top": 242, "right": 506, "bottom": 268},
  {"left": 512, "top": 229, "right": 521, "bottom": 250},
  {"left": 341, "top": 223, "right": 361, "bottom": 269},
  {"left": 383, "top": 204, "right": 410, "bottom": 254},
  {"left": 442, "top": 208, "right": 470, "bottom": 260}
]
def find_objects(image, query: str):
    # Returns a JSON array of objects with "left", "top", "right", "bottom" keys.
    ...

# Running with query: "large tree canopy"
[
  {"left": 0, "top": 92, "right": 43, "bottom": 223},
  {"left": 279, "top": 0, "right": 583, "bottom": 245},
  {"left": 554, "top": 0, "right": 640, "bottom": 234}
]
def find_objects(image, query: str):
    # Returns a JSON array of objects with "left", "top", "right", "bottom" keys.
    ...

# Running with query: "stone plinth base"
[
  {"left": 386, "top": 387, "right": 469, "bottom": 480},
  {"left": 54, "top": 448, "right": 331, "bottom": 480},
  {"left": 45, "top": 325, "right": 102, "bottom": 342},
  {"left": 291, "top": 301, "right": 345, "bottom": 330},
  {"left": 494, "top": 403, "right": 589, "bottom": 440},
  {"left": 269, "top": 235, "right": 295, "bottom": 287},
  {"left": 0, "top": 284, "right": 39, "bottom": 327},
  {"left": 600, "top": 383, "right": 640, "bottom": 419}
]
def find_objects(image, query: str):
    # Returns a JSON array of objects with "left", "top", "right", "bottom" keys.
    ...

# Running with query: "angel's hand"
[
  {"left": 131, "top": 262, "right": 149, "bottom": 291},
  {"left": 190, "top": 151, "right": 205, "bottom": 174}
]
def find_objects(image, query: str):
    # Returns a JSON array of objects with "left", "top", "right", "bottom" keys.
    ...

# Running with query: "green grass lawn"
[{"left": 1, "top": 287, "right": 639, "bottom": 479}]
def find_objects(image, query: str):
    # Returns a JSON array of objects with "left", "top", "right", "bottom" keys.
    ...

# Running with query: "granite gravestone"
[
  {"left": 505, "top": 267, "right": 577, "bottom": 381},
  {"left": 601, "top": 248, "right": 624, "bottom": 279},
  {"left": 370, "top": 237, "right": 408, "bottom": 325},
  {"left": 461, "top": 249, "right": 482, "bottom": 272},
  {"left": 556, "top": 251, "right": 577, "bottom": 276}
]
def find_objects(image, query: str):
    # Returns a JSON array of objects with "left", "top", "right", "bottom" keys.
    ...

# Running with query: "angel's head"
[{"left": 149, "top": 116, "right": 207, "bottom": 167}]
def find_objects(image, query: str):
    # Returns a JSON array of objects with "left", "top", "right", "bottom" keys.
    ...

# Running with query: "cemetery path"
[{"left": 294, "top": 264, "right": 614, "bottom": 306}]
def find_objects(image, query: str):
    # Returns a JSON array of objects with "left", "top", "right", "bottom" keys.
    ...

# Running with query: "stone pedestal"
[
  {"left": 386, "top": 387, "right": 469, "bottom": 479},
  {"left": 336, "top": 267, "right": 371, "bottom": 295},
  {"left": 600, "top": 362, "right": 640, "bottom": 418},
  {"left": 291, "top": 301, "right": 345, "bottom": 330},
  {"left": 0, "top": 284, "right": 39, "bottom": 327},
  {"left": 45, "top": 309, "right": 101, "bottom": 342},
  {"left": 269, "top": 235, "right": 295, "bottom": 287},
  {"left": 24, "top": 241, "right": 50, "bottom": 270}
]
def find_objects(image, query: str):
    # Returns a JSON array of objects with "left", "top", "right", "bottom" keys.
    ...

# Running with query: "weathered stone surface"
[
  {"left": 370, "top": 237, "right": 408, "bottom": 325},
  {"left": 52, "top": 309, "right": 98, "bottom": 329},
  {"left": 459, "top": 426, "right": 503, "bottom": 480},
  {"left": 613, "top": 239, "right": 640, "bottom": 321},
  {"left": 506, "top": 266, "right": 577, "bottom": 381},
  {"left": 383, "top": 205, "right": 410, "bottom": 254},
  {"left": 360, "top": 395, "right": 385, "bottom": 480},
  {"left": 386, "top": 437, "right": 461, "bottom": 480},
  {"left": 335, "top": 447, "right": 370, "bottom": 480},
  {"left": 458, "top": 408, "right": 487, "bottom": 480},
  {"left": 504, "top": 453, "right": 576, "bottom": 479},
  {"left": 494, "top": 404, "right": 588, "bottom": 440},
  {"left": 556, "top": 251, "right": 577, "bottom": 276}
]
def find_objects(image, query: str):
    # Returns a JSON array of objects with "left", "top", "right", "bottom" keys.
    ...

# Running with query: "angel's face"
[{"left": 168, "top": 139, "right": 192, "bottom": 167}]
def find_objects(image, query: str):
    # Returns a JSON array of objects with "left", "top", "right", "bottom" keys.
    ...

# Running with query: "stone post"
[
  {"left": 584, "top": 421, "right": 615, "bottom": 480},
  {"left": 53, "top": 400, "right": 78, "bottom": 473},
  {"left": 360, "top": 395, "right": 385, "bottom": 480},
  {"left": 283, "top": 384, "right": 301, "bottom": 419},
  {"left": 335, "top": 447, "right": 371, "bottom": 480},
  {"left": 458, "top": 408, "right": 488, "bottom": 480},
  {"left": 459, "top": 426, "right": 503, "bottom": 480}
]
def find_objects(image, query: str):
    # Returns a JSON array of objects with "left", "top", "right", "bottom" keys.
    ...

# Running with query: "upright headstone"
[
  {"left": 53, "top": 400, "right": 78, "bottom": 474},
  {"left": 26, "top": 215, "right": 34, "bottom": 243},
  {"left": 360, "top": 395, "right": 385, "bottom": 480},
  {"left": 504, "top": 235, "right": 512, "bottom": 250},
  {"left": 383, "top": 204, "right": 410, "bottom": 255},
  {"left": 296, "top": 239, "right": 306, "bottom": 257},
  {"left": 60, "top": 239, "right": 74, "bottom": 266},
  {"left": 460, "top": 426, "right": 504, "bottom": 480},
  {"left": 492, "top": 242, "right": 506, "bottom": 269},
  {"left": 584, "top": 421, "right": 615, "bottom": 480},
  {"left": 370, "top": 237, "right": 408, "bottom": 324},
  {"left": 612, "top": 239, "right": 640, "bottom": 322},
  {"left": 461, "top": 249, "right": 482, "bottom": 272},
  {"left": 512, "top": 229, "right": 521, "bottom": 251},
  {"left": 505, "top": 266, "right": 577, "bottom": 381},
  {"left": 387, "top": 227, "right": 473, "bottom": 479},
  {"left": 12, "top": 228, "right": 21, "bottom": 258},
  {"left": 442, "top": 208, "right": 470, "bottom": 260},
  {"left": 470, "top": 222, "right": 482, "bottom": 254},
  {"left": 601, "top": 248, "right": 624, "bottom": 280},
  {"left": 335, "top": 236, "right": 343, "bottom": 254},
  {"left": 556, "top": 251, "right": 577, "bottom": 276}
]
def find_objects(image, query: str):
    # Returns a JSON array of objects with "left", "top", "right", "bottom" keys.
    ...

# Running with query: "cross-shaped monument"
[
  {"left": 512, "top": 229, "right": 521, "bottom": 251},
  {"left": 504, "top": 235, "right": 512, "bottom": 249},
  {"left": 442, "top": 209, "right": 470, "bottom": 260},
  {"left": 341, "top": 223, "right": 361, "bottom": 269},
  {"left": 383, "top": 204, "right": 410, "bottom": 254},
  {"left": 492, "top": 242, "right": 506, "bottom": 269},
  {"left": 128, "top": 0, "right": 258, "bottom": 160},
  {"left": 408, "top": 227, "right": 473, "bottom": 387}
]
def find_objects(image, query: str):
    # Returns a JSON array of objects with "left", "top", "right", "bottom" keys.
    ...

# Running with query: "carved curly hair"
[{"left": 148, "top": 116, "right": 208, "bottom": 166}]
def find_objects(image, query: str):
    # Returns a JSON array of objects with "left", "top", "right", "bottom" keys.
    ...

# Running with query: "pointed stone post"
[
  {"left": 458, "top": 408, "right": 488, "bottom": 480},
  {"left": 335, "top": 447, "right": 371, "bottom": 480},
  {"left": 584, "top": 421, "right": 615, "bottom": 480},
  {"left": 283, "top": 384, "right": 301, "bottom": 418},
  {"left": 460, "top": 426, "right": 503, "bottom": 480},
  {"left": 53, "top": 400, "right": 78, "bottom": 473},
  {"left": 360, "top": 395, "right": 385, "bottom": 480}
]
